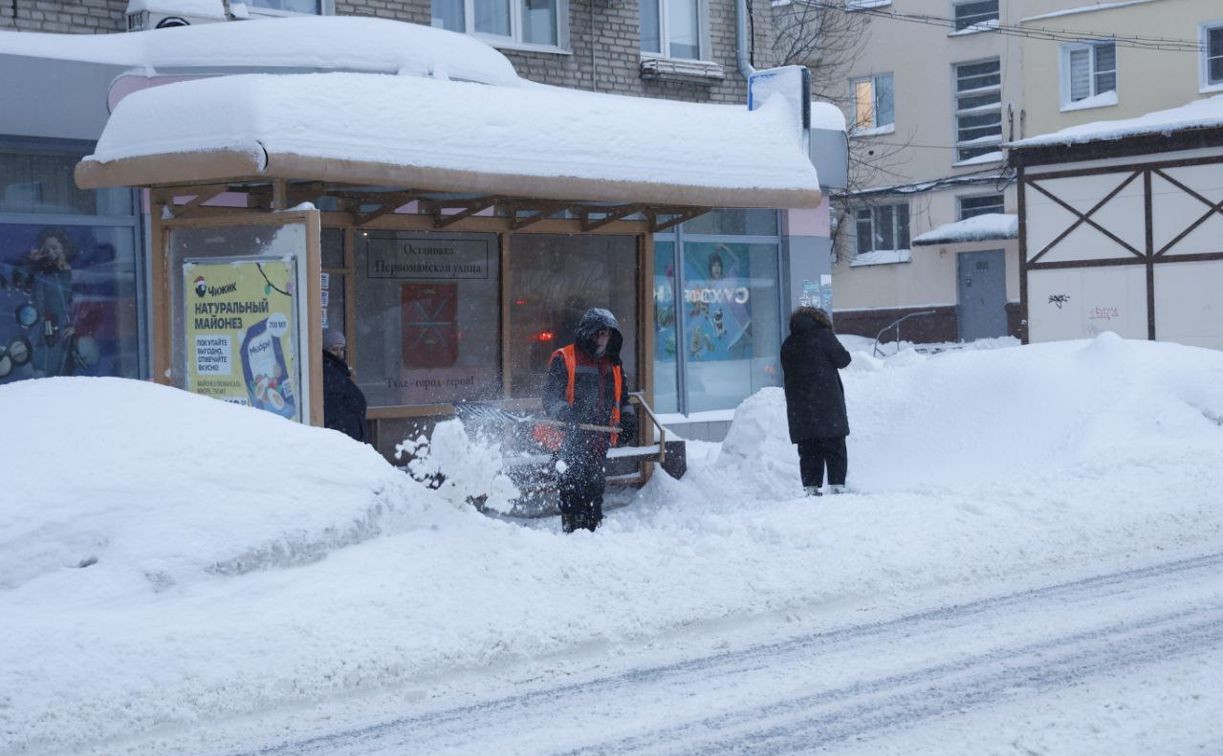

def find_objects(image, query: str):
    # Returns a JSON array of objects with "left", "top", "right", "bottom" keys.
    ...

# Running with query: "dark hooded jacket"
[
  {"left": 322, "top": 349, "right": 368, "bottom": 443},
  {"left": 780, "top": 307, "right": 851, "bottom": 442},
  {"left": 543, "top": 308, "right": 637, "bottom": 449}
]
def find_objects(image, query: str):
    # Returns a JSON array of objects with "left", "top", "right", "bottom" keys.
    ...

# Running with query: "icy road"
[{"left": 226, "top": 551, "right": 1223, "bottom": 756}]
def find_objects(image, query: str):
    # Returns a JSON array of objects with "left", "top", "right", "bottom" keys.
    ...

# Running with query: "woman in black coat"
[
  {"left": 321, "top": 330, "right": 368, "bottom": 443},
  {"left": 780, "top": 307, "right": 852, "bottom": 496}
]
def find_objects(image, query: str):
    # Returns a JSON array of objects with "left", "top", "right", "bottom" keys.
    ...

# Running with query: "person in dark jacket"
[
  {"left": 322, "top": 329, "right": 368, "bottom": 443},
  {"left": 543, "top": 308, "right": 637, "bottom": 533},
  {"left": 780, "top": 307, "right": 852, "bottom": 496}
]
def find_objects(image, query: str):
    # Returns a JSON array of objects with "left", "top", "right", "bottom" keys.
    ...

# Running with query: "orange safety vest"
[{"left": 533, "top": 344, "right": 623, "bottom": 451}]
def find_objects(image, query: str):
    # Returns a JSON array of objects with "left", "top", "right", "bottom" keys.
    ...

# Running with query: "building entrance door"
[{"left": 957, "top": 249, "right": 1006, "bottom": 342}]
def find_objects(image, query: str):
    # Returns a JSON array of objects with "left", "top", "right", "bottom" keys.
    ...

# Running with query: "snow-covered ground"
[{"left": 4, "top": 333, "right": 1223, "bottom": 754}]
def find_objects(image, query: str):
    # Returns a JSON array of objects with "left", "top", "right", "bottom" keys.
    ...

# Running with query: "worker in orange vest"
[{"left": 543, "top": 308, "right": 637, "bottom": 533}]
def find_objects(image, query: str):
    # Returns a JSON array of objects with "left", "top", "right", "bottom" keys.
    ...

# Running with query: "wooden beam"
[
  {"left": 166, "top": 186, "right": 229, "bottom": 218},
  {"left": 650, "top": 207, "right": 708, "bottom": 232},
  {"left": 354, "top": 191, "right": 421, "bottom": 227},
  {"left": 271, "top": 178, "right": 289, "bottom": 210},
  {"left": 432, "top": 197, "right": 499, "bottom": 228},
  {"left": 286, "top": 181, "right": 327, "bottom": 208},
  {"left": 580, "top": 204, "right": 643, "bottom": 231},
  {"left": 509, "top": 201, "right": 571, "bottom": 230}
]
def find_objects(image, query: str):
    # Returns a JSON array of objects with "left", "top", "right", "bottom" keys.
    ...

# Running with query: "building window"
[
  {"left": 856, "top": 203, "right": 910, "bottom": 254},
  {"left": 851, "top": 73, "right": 894, "bottom": 132},
  {"left": 1, "top": 140, "right": 144, "bottom": 386},
  {"left": 247, "top": 0, "right": 327, "bottom": 14},
  {"left": 954, "top": 58, "right": 1002, "bottom": 162},
  {"left": 1062, "top": 41, "right": 1116, "bottom": 106},
  {"left": 959, "top": 194, "right": 1004, "bottom": 220},
  {"left": 1202, "top": 22, "right": 1223, "bottom": 90},
  {"left": 641, "top": 0, "right": 704, "bottom": 60},
  {"left": 653, "top": 210, "right": 782, "bottom": 414},
  {"left": 431, "top": 0, "right": 562, "bottom": 47},
  {"left": 953, "top": 0, "right": 997, "bottom": 31}
]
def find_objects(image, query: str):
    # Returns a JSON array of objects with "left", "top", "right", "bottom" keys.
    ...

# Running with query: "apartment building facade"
[
  {"left": 1, "top": 0, "right": 839, "bottom": 440},
  {"left": 828, "top": 0, "right": 1027, "bottom": 346},
  {"left": 1013, "top": 0, "right": 1223, "bottom": 350},
  {"left": 827, "top": 0, "right": 1222, "bottom": 348}
]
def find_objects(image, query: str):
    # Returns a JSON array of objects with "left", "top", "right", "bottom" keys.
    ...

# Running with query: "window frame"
[
  {"left": 849, "top": 72, "right": 895, "bottom": 135},
  {"left": 1201, "top": 20, "right": 1223, "bottom": 93},
  {"left": 953, "top": 57, "right": 1003, "bottom": 164},
  {"left": 639, "top": 0, "right": 712, "bottom": 62},
  {"left": 958, "top": 193, "right": 1005, "bottom": 221},
  {"left": 855, "top": 202, "right": 911, "bottom": 255},
  {"left": 652, "top": 211, "right": 784, "bottom": 416},
  {"left": 244, "top": 0, "right": 334, "bottom": 17},
  {"left": 1059, "top": 40, "right": 1118, "bottom": 110},
  {"left": 951, "top": 0, "right": 998, "bottom": 33},
  {"left": 433, "top": 0, "right": 570, "bottom": 52}
]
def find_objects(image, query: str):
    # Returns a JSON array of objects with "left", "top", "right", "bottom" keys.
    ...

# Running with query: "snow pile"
[
  {"left": 4, "top": 335, "right": 1223, "bottom": 753},
  {"left": 396, "top": 419, "right": 520, "bottom": 515},
  {"left": 0, "top": 377, "right": 431, "bottom": 597},
  {"left": 912, "top": 213, "right": 1017, "bottom": 246},
  {"left": 0, "top": 16, "right": 520, "bottom": 86}
]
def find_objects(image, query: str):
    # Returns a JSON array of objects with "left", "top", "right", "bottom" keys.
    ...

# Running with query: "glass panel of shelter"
[{"left": 652, "top": 209, "right": 783, "bottom": 416}]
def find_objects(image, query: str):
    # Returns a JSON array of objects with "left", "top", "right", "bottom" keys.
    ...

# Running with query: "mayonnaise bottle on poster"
[{"left": 241, "top": 317, "right": 296, "bottom": 418}]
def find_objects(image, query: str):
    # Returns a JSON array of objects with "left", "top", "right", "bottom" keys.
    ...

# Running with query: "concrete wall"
[{"left": 1019, "top": 0, "right": 1221, "bottom": 138}]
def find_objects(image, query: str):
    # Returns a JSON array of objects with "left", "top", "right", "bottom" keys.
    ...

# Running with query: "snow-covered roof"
[
  {"left": 912, "top": 213, "right": 1018, "bottom": 246},
  {"left": 76, "top": 71, "right": 822, "bottom": 209},
  {"left": 1009, "top": 94, "right": 1223, "bottom": 150},
  {"left": 0, "top": 16, "right": 519, "bottom": 86},
  {"left": 126, "top": 0, "right": 227, "bottom": 19}
]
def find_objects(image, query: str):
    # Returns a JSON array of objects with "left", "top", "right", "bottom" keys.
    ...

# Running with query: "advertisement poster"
[
  {"left": 682, "top": 244, "right": 752, "bottom": 361},
  {"left": 0, "top": 223, "right": 137, "bottom": 385},
  {"left": 183, "top": 258, "right": 300, "bottom": 421},
  {"left": 401, "top": 283, "right": 458, "bottom": 368}
]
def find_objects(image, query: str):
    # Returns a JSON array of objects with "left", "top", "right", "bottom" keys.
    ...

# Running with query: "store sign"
[
  {"left": 366, "top": 238, "right": 490, "bottom": 280},
  {"left": 183, "top": 258, "right": 300, "bottom": 422}
]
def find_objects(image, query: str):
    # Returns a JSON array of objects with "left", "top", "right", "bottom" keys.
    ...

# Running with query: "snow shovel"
[{"left": 454, "top": 402, "right": 620, "bottom": 434}]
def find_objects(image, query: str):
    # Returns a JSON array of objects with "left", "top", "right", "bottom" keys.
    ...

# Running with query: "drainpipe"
[{"left": 736, "top": 0, "right": 755, "bottom": 79}]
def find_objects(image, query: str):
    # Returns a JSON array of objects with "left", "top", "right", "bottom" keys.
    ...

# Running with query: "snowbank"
[
  {"left": 0, "top": 378, "right": 432, "bottom": 597},
  {"left": 4, "top": 335, "right": 1223, "bottom": 753}
]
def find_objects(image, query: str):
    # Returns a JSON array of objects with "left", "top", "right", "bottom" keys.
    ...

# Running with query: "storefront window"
[
  {"left": 680, "top": 241, "right": 781, "bottom": 412},
  {"left": 509, "top": 234, "right": 638, "bottom": 400},
  {"left": 1, "top": 141, "right": 142, "bottom": 386},
  {"left": 653, "top": 240, "right": 678, "bottom": 413},
  {"left": 355, "top": 232, "right": 501, "bottom": 407},
  {"left": 0, "top": 224, "right": 141, "bottom": 384},
  {"left": 653, "top": 210, "right": 783, "bottom": 415},
  {"left": 682, "top": 209, "right": 778, "bottom": 237}
]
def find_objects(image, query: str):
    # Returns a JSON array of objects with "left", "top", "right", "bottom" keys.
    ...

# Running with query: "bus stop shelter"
[{"left": 75, "top": 69, "right": 823, "bottom": 477}]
